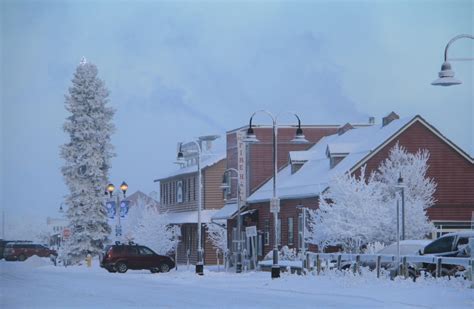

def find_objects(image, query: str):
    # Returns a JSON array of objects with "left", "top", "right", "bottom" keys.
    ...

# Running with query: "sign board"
[
  {"left": 115, "top": 225, "right": 122, "bottom": 237},
  {"left": 270, "top": 197, "right": 280, "bottom": 213},
  {"left": 245, "top": 226, "right": 257, "bottom": 237},
  {"left": 237, "top": 131, "right": 247, "bottom": 203}
]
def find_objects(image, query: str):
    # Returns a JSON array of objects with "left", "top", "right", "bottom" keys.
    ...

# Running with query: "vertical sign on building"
[{"left": 237, "top": 130, "right": 247, "bottom": 203}]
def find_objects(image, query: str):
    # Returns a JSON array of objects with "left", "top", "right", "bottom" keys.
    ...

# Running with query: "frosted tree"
[
  {"left": 306, "top": 167, "right": 389, "bottom": 252},
  {"left": 60, "top": 58, "right": 114, "bottom": 262},
  {"left": 307, "top": 143, "right": 436, "bottom": 252},
  {"left": 376, "top": 143, "right": 436, "bottom": 240},
  {"left": 205, "top": 223, "right": 228, "bottom": 254},
  {"left": 125, "top": 201, "right": 179, "bottom": 255}
]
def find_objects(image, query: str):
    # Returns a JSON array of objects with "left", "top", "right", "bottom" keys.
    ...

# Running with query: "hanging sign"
[
  {"left": 106, "top": 201, "right": 116, "bottom": 219},
  {"left": 237, "top": 130, "right": 247, "bottom": 203},
  {"left": 120, "top": 200, "right": 130, "bottom": 218}
]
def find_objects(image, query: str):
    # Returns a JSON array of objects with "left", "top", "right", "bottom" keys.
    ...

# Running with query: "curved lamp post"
[
  {"left": 176, "top": 141, "right": 204, "bottom": 275},
  {"left": 244, "top": 110, "right": 309, "bottom": 279},
  {"left": 220, "top": 167, "right": 242, "bottom": 273},
  {"left": 106, "top": 181, "right": 128, "bottom": 241},
  {"left": 432, "top": 34, "right": 473, "bottom": 86}
]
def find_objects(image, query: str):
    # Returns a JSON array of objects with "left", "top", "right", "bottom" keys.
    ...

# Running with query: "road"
[{"left": 1, "top": 258, "right": 472, "bottom": 308}]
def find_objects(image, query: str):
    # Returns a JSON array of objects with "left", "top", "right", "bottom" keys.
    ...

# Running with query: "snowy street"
[{"left": 1, "top": 258, "right": 473, "bottom": 308}]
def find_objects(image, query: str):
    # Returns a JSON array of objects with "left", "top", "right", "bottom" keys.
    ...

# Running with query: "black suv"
[
  {"left": 100, "top": 242, "right": 175, "bottom": 274},
  {"left": 419, "top": 231, "right": 473, "bottom": 276}
]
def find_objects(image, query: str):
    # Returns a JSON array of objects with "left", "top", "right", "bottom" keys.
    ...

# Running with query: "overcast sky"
[{"left": 1, "top": 0, "right": 472, "bottom": 232}]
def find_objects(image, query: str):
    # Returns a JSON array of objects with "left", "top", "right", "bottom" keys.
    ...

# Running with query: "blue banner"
[
  {"left": 120, "top": 200, "right": 130, "bottom": 218},
  {"left": 106, "top": 201, "right": 116, "bottom": 219}
]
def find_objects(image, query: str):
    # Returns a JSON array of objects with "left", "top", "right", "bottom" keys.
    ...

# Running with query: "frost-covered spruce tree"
[{"left": 61, "top": 58, "right": 114, "bottom": 262}]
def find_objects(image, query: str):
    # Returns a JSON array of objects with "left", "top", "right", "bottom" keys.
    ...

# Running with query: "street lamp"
[
  {"left": 176, "top": 141, "right": 205, "bottom": 275},
  {"left": 106, "top": 181, "right": 128, "bottom": 241},
  {"left": 220, "top": 168, "right": 242, "bottom": 273},
  {"left": 395, "top": 173, "right": 406, "bottom": 240},
  {"left": 244, "top": 110, "right": 309, "bottom": 279},
  {"left": 431, "top": 34, "right": 473, "bottom": 86}
]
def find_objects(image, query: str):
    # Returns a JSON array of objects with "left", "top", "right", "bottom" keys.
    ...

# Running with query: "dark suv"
[
  {"left": 419, "top": 231, "right": 473, "bottom": 276},
  {"left": 4, "top": 243, "right": 58, "bottom": 261},
  {"left": 101, "top": 242, "right": 175, "bottom": 274}
]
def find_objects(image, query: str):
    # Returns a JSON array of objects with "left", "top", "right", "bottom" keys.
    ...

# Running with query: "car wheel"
[
  {"left": 150, "top": 267, "right": 159, "bottom": 273},
  {"left": 18, "top": 254, "right": 27, "bottom": 261},
  {"left": 160, "top": 263, "right": 170, "bottom": 273},
  {"left": 116, "top": 262, "right": 128, "bottom": 273},
  {"left": 107, "top": 268, "right": 117, "bottom": 273}
]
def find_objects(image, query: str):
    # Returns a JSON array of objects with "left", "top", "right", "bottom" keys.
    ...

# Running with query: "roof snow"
[{"left": 247, "top": 116, "right": 418, "bottom": 202}]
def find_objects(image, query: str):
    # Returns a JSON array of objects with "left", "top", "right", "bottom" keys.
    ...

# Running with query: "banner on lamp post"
[
  {"left": 106, "top": 201, "right": 116, "bottom": 219},
  {"left": 120, "top": 200, "right": 130, "bottom": 218}
]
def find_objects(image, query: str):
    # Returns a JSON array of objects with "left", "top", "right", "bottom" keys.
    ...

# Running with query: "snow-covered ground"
[{"left": 1, "top": 257, "right": 473, "bottom": 308}]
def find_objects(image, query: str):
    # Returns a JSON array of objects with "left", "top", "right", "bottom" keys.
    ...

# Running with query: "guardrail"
[{"left": 305, "top": 252, "right": 474, "bottom": 287}]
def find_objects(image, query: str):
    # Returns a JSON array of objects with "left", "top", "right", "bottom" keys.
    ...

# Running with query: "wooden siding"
[
  {"left": 360, "top": 120, "right": 474, "bottom": 222},
  {"left": 203, "top": 159, "right": 227, "bottom": 210}
]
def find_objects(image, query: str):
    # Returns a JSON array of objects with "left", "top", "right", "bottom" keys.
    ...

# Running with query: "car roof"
[{"left": 440, "top": 231, "right": 474, "bottom": 238}]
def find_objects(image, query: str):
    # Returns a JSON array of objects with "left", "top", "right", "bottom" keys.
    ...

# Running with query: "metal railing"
[{"left": 305, "top": 252, "right": 473, "bottom": 287}]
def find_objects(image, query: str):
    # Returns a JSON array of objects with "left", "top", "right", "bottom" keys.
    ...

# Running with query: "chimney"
[
  {"left": 382, "top": 112, "right": 399, "bottom": 127},
  {"left": 337, "top": 123, "right": 354, "bottom": 135}
]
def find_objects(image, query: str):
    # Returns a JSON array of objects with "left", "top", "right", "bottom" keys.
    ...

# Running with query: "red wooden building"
[{"left": 218, "top": 113, "right": 474, "bottom": 260}]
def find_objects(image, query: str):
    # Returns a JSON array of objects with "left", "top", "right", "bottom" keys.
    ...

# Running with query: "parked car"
[
  {"left": 4, "top": 243, "right": 58, "bottom": 261},
  {"left": 100, "top": 242, "right": 175, "bottom": 274},
  {"left": 341, "top": 240, "right": 431, "bottom": 277},
  {"left": 0, "top": 240, "right": 33, "bottom": 259},
  {"left": 419, "top": 231, "right": 474, "bottom": 276}
]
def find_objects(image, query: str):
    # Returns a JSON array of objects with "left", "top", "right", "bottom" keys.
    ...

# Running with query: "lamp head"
[
  {"left": 106, "top": 183, "right": 115, "bottom": 197},
  {"left": 120, "top": 181, "right": 128, "bottom": 195},
  {"left": 243, "top": 127, "right": 259, "bottom": 143},
  {"left": 431, "top": 61, "right": 462, "bottom": 86},
  {"left": 291, "top": 127, "right": 309, "bottom": 144}
]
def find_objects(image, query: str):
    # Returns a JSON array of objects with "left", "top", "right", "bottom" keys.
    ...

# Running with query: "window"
[
  {"left": 182, "top": 180, "right": 187, "bottom": 202},
  {"left": 288, "top": 217, "right": 294, "bottom": 246},
  {"left": 298, "top": 213, "right": 304, "bottom": 251},
  {"left": 424, "top": 236, "right": 455, "bottom": 254},
  {"left": 139, "top": 246, "right": 154, "bottom": 255},
  {"left": 177, "top": 180, "right": 183, "bottom": 203},
  {"left": 193, "top": 177, "right": 196, "bottom": 201},
  {"left": 264, "top": 220, "right": 270, "bottom": 246},
  {"left": 187, "top": 179, "right": 191, "bottom": 201}
]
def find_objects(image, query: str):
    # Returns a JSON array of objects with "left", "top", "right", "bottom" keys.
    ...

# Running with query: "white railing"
[{"left": 305, "top": 252, "right": 474, "bottom": 287}]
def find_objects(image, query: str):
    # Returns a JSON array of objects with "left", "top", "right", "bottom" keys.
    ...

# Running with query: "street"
[{"left": 1, "top": 258, "right": 473, "bottom": 308}]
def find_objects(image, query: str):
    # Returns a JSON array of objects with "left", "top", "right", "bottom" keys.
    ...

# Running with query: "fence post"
[
  {"left": 216, "top": 249, "right": 220, "bottom": 272},
  {"left": 353, "top": 255, "right": 360, "bottom": 274},
  {"left": 337, "top": 255, "right": 342, "bottom": 271},
  {"left": 402, "top": 256, "right": 408, "bottom": 278},
  {"left": 376, "top": 255, "right": 381, "bottom": 278},
  {"left": 316, "top": 254, "right": 321, "bottom": 275},
  {"left": 305, "top": 252, "right": 310, "bottom": 272},
  {"left": 435, "top": 257, "right": 442, "bottom": 278},
  {"left": 470, "top": 259, "right": 474, "bottom": 289}
]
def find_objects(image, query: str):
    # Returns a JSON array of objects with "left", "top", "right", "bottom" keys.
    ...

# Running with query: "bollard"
[
  {"left": 337, "top": 255, "right": 342, "bottom": 271},
  {"left": 376, "top": 255, "right": 381, "bottom": 278}
]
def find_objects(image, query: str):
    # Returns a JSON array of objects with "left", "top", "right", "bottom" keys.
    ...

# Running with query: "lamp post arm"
[{"left": 444, "top": 34, "right": 474, "bottom": 62}]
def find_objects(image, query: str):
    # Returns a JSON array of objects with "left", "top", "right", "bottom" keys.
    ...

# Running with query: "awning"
[
  {"left": 211, "top": 203, "right": 238, "bottom": 220},
  {"left": 165, "top": 210, "right": 218, "bottom": 224}
]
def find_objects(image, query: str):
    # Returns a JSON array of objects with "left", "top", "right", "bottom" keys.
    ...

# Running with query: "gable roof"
[{"left": 247, "top": 115, "right": 474, "bottom": 203}]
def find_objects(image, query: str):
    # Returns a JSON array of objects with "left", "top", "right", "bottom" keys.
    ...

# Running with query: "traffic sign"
[{"left": 270, "top": 197, "right": 280, "bottom": 213}]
